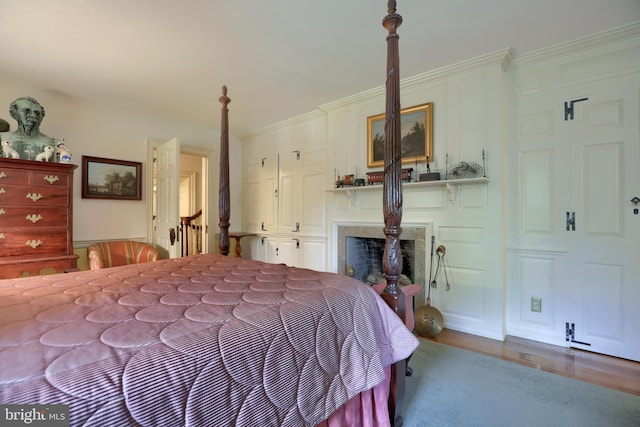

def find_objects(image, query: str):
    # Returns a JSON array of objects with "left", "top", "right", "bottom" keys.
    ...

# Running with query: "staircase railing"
[{"left": 180, "top": 209, "right": 203, "bottom": 256}]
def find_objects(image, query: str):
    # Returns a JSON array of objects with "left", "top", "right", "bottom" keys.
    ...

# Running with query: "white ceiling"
[{"left": 0, "top": 0, "right": 638, "bottom": 136}]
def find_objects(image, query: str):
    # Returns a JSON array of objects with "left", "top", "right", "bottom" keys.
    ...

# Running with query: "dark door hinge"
[
  {"left": 565, "top": 322, "right": 591, "bottom": 346},
  {"left": 564, "top": 97, "right": 588, "bottom": 121},
  {"left": 566, "top": 211, "right": 576, "bottom": 231}
]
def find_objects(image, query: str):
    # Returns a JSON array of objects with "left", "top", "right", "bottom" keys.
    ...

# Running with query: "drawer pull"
[
  {"left": 26, "top": 193, "right": 44, "bottom": 202},
  {"left": 0, "top": 208, "right": 4, "bottom": 215},
  {"left": 0, "top": 172, "right": 6, "bottom": 179},
  {"left": 43, "top": 175, "right": 60, "bottom": 184},
  {"left": 26, "top": 214, "right": 43, "bottom": 223},
  {"left": 0, "top": 188, "right": 5, "bottom": 194},
  {"left": 26, "top": 239, "right": 43, "bottom": 248},
  {"left": 0, "top": 233, "right": 4, "bottom": 239}
]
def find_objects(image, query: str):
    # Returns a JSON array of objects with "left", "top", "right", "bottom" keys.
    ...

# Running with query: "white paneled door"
[
  {"left": 156, "top": 137, "right": 181, "bottom": 259},
  {"left": 565, "top": 82, "right": 640, "bottom": 361}
]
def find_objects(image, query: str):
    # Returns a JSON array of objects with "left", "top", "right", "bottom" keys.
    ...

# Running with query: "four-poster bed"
[
  {"left": 0, "top": 2, "right": 414, "bottom": 426},
  {"left": 218, "top": 2, "right": 410, "bottom": 421}
]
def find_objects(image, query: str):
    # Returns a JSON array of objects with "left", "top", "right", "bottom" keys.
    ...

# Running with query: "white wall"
[
  {"left": 242, "top": 50, "right": 510, "bottom": 341},
  {"left": 0, "top": 78, "right": 243, "bottom": 247},
  {"left": 320, "top": 51, "right": 509, "bottom": 341}
]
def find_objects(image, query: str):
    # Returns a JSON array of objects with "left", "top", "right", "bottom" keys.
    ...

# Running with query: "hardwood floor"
[{"left": 424, "top": 329, "right": 640, "bottom": 396}]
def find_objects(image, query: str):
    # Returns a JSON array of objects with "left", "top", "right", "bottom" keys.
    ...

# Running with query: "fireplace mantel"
[{"left": 328, "top": 177, "right": 489, "bottom": 204}]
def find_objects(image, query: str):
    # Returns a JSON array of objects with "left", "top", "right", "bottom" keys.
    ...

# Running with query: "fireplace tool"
[{"left": 414, "top": 235, "right": 444, "bottom": 337}]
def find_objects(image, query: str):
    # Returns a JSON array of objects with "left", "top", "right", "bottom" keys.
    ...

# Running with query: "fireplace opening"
[
  {"left": 337, "top": 224, "right": 431, "bottom": 297},
  {"left": 345, "top": 237, "right": 415, "bottom": 285}
]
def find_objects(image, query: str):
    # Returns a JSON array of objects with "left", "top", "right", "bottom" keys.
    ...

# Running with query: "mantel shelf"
[
  {"left": 327, "top": 177, "right": 490, "bottom": 193},
  {"left": 327, "top": 177, "right": 489, "bottom": 205}
]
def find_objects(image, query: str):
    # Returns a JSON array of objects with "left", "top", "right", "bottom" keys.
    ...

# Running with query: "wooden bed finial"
[
  {"left": 387, "top": 0, "right": 397, "bottom": 14},
  {"left": 218, "top": 85, "right": 231, "bottom": 255}
]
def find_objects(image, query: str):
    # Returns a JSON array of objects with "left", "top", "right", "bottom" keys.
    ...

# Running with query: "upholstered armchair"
[{"left": 87, "top": 241, "right": 160, "bottom": 270}]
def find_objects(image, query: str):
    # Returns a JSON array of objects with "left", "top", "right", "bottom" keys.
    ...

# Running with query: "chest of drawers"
[{"left": 0, "top": 158, "right": 78, "bottom": 278}]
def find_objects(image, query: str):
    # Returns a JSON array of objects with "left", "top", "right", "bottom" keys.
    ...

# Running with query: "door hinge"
[
  {"left": 564, "top": 97, "right": 588, "bottom": 121},
  {"left": 566, "top": 211, "right": 576, "bottom": 231},
  {"left": 565, "top": 322, "right": 591, "bottom": 346}
]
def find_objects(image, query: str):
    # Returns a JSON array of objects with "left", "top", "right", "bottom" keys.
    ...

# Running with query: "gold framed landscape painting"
[{"left": 367, "top": 102, "right": 433, "bottom": 168}]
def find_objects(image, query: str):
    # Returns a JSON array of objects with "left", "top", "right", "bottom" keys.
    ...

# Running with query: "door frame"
[{"left": 146, "top": 139, "right": 215, "bottom": 255}]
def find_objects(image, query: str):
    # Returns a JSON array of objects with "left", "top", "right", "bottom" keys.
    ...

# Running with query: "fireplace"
[
  {"left": 345, "top": 237, "right": 415, "bottom": 284},
  {"left": 337, "top": 224, "right": 431, "bottom": 299}
]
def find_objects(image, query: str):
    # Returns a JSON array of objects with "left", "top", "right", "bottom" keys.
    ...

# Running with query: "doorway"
[
  {"left": 179, "top": 155, "right": 204, "bottom": 256},
  {"left": 147, "top": 138, "right": 213, "bottom": 257}
]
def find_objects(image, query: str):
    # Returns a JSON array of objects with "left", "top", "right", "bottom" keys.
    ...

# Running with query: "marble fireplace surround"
[{"left": 336, "top": 223, "right": 431, "bottom": 299}]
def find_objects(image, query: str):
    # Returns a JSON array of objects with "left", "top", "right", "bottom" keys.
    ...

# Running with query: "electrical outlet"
[{"left": 531, "top": 297, "right": 542, "bottom": 313}]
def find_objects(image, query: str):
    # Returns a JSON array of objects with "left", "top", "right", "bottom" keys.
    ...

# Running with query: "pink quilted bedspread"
[{"left": 0, "top": 254, "right": 417, "bottom": 426}]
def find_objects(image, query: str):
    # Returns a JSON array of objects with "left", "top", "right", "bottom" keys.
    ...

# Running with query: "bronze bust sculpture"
[{"left": 0, "top": 97, "right": 56, "bottom": 161}]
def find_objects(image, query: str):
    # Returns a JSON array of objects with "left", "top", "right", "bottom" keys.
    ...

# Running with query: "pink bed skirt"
[{"left": 315, "top": 366, "right": 392, "bottom": 427}]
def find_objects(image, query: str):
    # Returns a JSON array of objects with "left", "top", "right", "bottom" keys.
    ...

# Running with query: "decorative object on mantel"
[
  {"left": 335, "top": 166, "right": 366, "bottom": 188},
  {"left": 445, "top": 151, "right": 487, "bottom": 180},
  {"left": 366, "top": 167, "right": 413, "bottom": 185},
  {"left": 447, "top": 161, "right": 484, "bottom": 180},
  {"left": 418, "top": 156, "right": 440, "bottom": 181},
  {"left": 0, "top": 118, "right": 9, "bottom": 132},
  {"left": 335, "top": 174, "right": 366, "bottom": 188},
  {"left": 414, "top": 236, "right": 446, "bottom": 338},
  {"left": 0, "top": 97, "right": 57, "bottom": 162}
]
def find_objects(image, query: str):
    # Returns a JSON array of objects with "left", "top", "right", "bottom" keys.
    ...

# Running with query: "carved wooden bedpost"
[
  {"left": 382, "top": 2, "right": 407, "bottom": 426},
  {"left": 218, "top": 85, "right": 231, "bottom": 255}
]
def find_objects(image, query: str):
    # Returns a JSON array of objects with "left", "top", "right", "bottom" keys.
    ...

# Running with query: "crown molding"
[
  {"left": 318, "top": 48, "right": 513, "bottom": 113},
  {"left": 511, "top": 21, "right": 640, "bottom": 67},
  {"left": 245, "top": 21, "right": 640, "bottom": 136},
  {"left": 244, "top": 109, "right": 326, "bottom": 138}
]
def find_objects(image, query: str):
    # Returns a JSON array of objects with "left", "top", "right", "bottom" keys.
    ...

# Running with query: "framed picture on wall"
[
  {"left": 81, "top": 155, "right": 142, "bottom": 200},
  {"left": 367, "top": 102, "right": 433, "bottom": 168}
]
